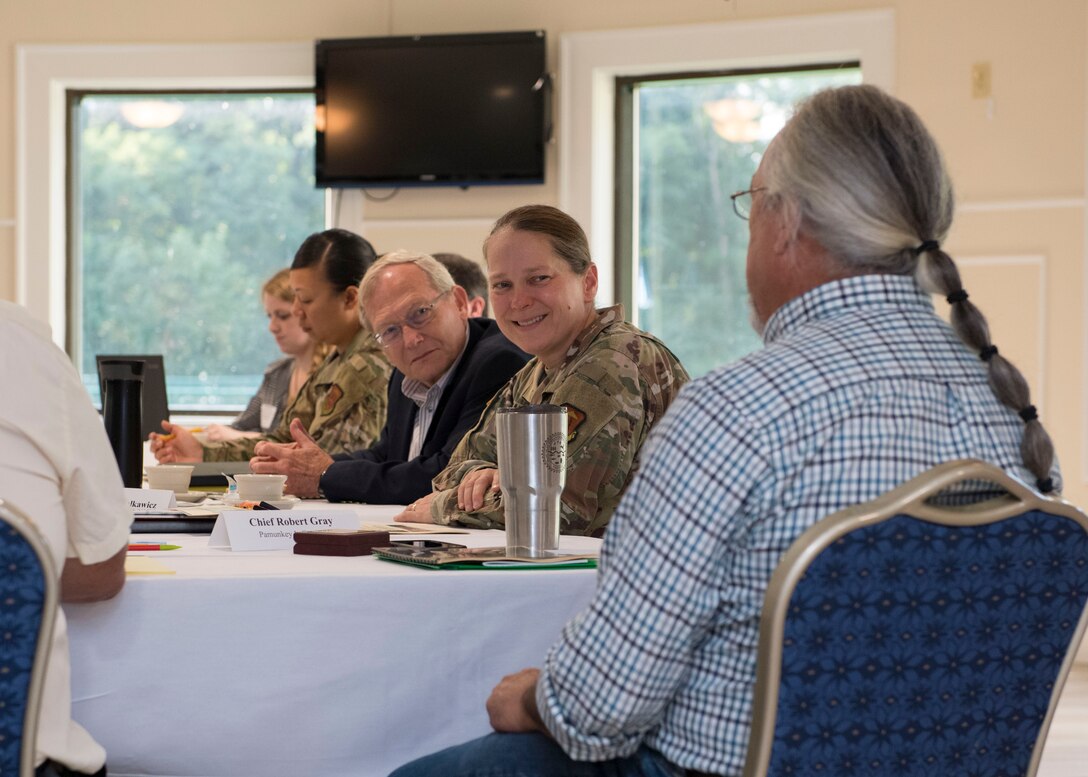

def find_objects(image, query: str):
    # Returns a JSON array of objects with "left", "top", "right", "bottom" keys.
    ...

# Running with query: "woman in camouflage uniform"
[
  {"left": 151, "top": 229, "right": 391, "bottom": 464},
  {"left": 396, "top": 205, "right": 689, "bottom": 537}
]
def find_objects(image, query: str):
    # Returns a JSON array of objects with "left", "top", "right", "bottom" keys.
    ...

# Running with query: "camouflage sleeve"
[
  {"left": 198, "top": 393, "right": 302, "bottom": 459},
  {"left": 549, "top": 367, "right": 635, "bottom": 536},
  {"left": 428, "top": 350, "right": 647, "bottom": 536},
  {"left": 308, "top": 351, "right": 391, "bottom": 455},
  {"left": 429, "top": 389, "right": 504, "bottom": 527},
  {"left": 202, "top": 349, "right": 390, "bottom": 462},
  {"left": 203, "top": 438, "right": 255, "bottom": 462},
  {"left": 429, "top": 477, "right": 496, "bottom": 528}
]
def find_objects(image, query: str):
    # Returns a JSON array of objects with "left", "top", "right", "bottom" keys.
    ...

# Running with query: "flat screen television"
[{"left": 315, "top": 30, "right": 547, "bottom": 189}]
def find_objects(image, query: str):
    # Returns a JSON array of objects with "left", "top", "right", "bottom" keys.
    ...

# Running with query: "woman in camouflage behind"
[
  {"left": 395, "top": 205, "right": 688, "bottom": 537},
  {"left": 151, "top": 229, "right": 391, "bottom": 464}
]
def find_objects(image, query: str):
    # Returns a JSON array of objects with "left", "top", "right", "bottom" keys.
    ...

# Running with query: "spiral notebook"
[{"left": 372, "top": 544, "right": 597, "bottom": 571}]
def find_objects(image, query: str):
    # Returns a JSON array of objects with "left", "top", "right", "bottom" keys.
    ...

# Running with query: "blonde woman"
[{"left": 204, "top": 269, "right": 330, "bottom": 442}]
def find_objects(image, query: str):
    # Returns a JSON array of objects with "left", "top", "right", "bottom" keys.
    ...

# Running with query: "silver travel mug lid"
[{"left": 496, "top": 403, "right": 566, "bottom": 416}]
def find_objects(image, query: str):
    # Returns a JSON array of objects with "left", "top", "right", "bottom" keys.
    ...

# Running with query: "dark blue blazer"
[{"left": 320, "top": 318, "right": 529, "bottom": 504}]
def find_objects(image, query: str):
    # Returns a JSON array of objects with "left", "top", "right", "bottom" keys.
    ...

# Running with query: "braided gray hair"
[{"left": 762, "top": 84, "right": 1056, "bottom": 493}]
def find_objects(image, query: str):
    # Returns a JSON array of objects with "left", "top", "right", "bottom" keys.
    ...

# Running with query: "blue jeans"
[{"left": 388, "top": 732, "right": 684, "bottom": 777}]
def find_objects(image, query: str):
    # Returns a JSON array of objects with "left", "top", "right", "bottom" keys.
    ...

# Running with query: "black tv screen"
[{"left": 315, "top": 30, "right": 547, "bottom": 188}]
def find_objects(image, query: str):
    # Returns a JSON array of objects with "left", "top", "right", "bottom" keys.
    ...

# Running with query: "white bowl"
[
  {"left": 234, "top": 474, "right": 288, "bottom": 501},
  {"left": 146, "top": 464, "right": 195, "bottom": 494}
]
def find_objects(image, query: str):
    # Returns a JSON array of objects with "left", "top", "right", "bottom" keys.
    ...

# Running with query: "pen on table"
[{"left": 128, "top": 543, "right": 182, "bottom": 551}]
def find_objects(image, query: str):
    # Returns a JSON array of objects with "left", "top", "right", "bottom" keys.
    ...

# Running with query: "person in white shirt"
[{"left": 0, "top": 300, "right": 130, "bottom": 776}]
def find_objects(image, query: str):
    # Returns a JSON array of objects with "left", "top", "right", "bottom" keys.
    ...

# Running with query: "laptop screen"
[{"left": 95, "top": 354, "right": 170, "bottom": 440}]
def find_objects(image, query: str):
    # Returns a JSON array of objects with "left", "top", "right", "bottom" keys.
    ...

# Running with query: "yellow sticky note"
[{"left": 125, "top": 556, "right": 176, "bottom": 575}]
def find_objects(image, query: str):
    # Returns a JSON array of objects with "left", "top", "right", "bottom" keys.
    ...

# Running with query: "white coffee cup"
[
  {"left": 145, "top": 464, "right": 194, "bottom": 494},
  {"left": 234, "top": 474, "right": 287, "bottom": 501}
]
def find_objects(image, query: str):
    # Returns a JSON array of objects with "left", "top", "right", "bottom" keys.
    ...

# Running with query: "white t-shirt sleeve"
[
  {"left": 0, "top": 302, "right": 131, "bottom": 566},
  {"left": 60, "top": 393, "right": 133, "bottom": 564}
]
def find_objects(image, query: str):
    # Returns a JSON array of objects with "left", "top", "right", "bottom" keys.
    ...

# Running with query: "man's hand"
[
  {"left": 486, "top": 668, "right": 545, "bottom": 733},
  {"left": 392, "top": 492, "right": 436, "bottom": 523},
  {"left": 250, "top": 419, "right": 333, "bottom": 498},
  {"left": 149, "top": 421, "right": 203, "bottom": 463}
]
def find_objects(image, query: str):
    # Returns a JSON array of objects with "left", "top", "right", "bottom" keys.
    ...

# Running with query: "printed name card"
[
  {"left": 208, "top": 510, "right": 359, "bottom": 551},
  {"left": 125, "top": 488, "right": 176, "bottom": 513}
]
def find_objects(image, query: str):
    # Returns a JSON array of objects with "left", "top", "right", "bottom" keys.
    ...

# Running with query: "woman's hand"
[
  {"left": 457, "top": 467, "right": 500, "bottom": 512},
  {"left": 148, "top": 421, "right": 203, "bottom": 463},
  {"left": 393, "top": 493, "right": 436, "bottom": 523}
]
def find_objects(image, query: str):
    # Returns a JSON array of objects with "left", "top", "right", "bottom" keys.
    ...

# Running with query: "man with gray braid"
[{"left": 389, "top": 84, "right": 1060, "bottom": 777}]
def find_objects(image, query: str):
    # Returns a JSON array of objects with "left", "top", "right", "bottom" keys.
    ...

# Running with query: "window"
[
  {"left": 615, "top": 65, "right": 861, "bottom": 377},
  {"left": 557, "top": 9, "right": 894, "bottom": 371},
  {"left": 69, "top": 92, "right": 325, "bottom": 410}
]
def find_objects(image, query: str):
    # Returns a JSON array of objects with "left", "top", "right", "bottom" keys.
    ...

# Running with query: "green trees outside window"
[
  {"left": 73, "top": 93, "right": 325, "bottom": 410},
  {"left": 629, "top": 67, "right": 861, "bottom": 378}
]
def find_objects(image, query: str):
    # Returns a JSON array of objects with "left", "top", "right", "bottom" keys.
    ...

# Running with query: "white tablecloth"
[{"left": 66, "top": 504, "right": 601, "bottom": 777}]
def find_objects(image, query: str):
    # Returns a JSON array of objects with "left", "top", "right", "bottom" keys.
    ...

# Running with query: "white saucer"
[
  {"left": 174, "top": 491, "right": 210, "bottom": 503},
  {"left": 223, "top": 495, "right": 300, "bottom": 510}
]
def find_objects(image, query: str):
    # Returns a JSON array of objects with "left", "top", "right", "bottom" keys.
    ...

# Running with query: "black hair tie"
[
  {"left": 946, "top": 289, "right": 969, "bottom": 304},
  {"left": 914, "top": 240, "right": 940, "bottom": 255},
  {"left": 979, "top": 345, "right": 999, "bottom": 362},
  {"left": 1019, "top": 405, "right": 1038, "bottom": 422},
  {"left": 1037, "top": 477, "right": 1054, "bottom": 494}
]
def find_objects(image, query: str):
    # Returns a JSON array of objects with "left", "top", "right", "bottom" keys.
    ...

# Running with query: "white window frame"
[
  {"left": 16, "top": 42, "right": 315, "bottom": 347},
  {"left": 558, "top": 10, "right": 895, "bottom": 303}
]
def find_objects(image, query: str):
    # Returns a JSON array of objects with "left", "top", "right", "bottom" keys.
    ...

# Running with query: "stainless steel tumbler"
[{"left": 496, "top": 404, "right": 567, "bottom": 558}]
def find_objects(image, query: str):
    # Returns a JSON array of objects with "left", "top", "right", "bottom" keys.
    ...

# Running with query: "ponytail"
[
  {"left": 915, "top": 242, "right": 1056, "bottom": 493},
  {"left": 767, "top": 84, "right": 1058, "bottom": 494}
]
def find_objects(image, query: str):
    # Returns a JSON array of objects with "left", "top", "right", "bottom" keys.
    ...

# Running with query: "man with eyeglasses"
[
  {"left": 250, "top": 251, "right": 528, "bottom": 503},
  {"left": 390, "top": 86, "right": 1060, "bottom": 777}
]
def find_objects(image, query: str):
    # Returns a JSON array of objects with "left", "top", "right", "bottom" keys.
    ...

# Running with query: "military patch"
[
  {"left": 563, "top": 404, "right": 586, "bottom": 442},
  {"left": 322, "top": 385, "right": 344, "bottom": 415}
]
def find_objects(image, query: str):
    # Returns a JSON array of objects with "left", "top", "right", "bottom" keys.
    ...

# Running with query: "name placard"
[
  {"left": 125, "top": 488, "right": 176, "bottom": 513},
  {"left": 208, "top": 510, "right": 359, "bottom": 551}
]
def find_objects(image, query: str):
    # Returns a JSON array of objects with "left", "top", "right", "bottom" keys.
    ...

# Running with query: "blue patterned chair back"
[
  {"left": 0, "top": 500, "right": 58, "bottom": 777},
  {"left": 742, "top": 460, "right": 1088, "bottom": 777}
]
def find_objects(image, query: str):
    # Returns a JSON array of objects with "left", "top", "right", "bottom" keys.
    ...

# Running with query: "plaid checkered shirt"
[{"left": 535, "top": 273, "right": 1060, "bottom": 775}]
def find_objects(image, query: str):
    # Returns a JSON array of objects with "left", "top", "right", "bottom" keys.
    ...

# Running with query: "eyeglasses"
[
  {"left": 730, "top": 187, "right": 767, "bottom": 220},
  {"left": 372, "top": 290, "right": 450, "bottom": 348}
]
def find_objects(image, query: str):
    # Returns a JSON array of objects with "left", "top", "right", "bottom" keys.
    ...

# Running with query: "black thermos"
[{"left": 100, "top": 358, "right": 145, "bottom": 488}]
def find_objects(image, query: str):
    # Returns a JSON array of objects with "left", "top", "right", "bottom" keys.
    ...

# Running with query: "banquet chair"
[
  {"left": 741, "top": 459, "right": 1088, "bottom": 777},
  {"left": 0, "top": 500, "right": 58, "bottom": 777}
]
